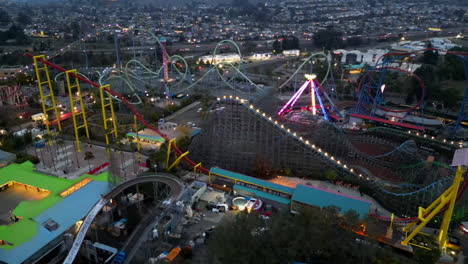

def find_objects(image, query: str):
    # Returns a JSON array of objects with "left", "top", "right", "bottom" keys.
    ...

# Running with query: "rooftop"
[
  {"left": 0, "top": 162, "right": 110, "bottom": 264},
  {"left": 292, "top": 184, "right": 371, "bottom": 218},
  {"left": 210, "top": 167, "right": 295, "bottom": 195}
]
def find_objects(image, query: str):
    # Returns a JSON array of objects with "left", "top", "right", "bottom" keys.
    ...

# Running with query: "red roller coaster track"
[
  {"left": 357, "top": 48, "right": 468, "bottom": 114},
  {"left": 357, "top": 66, "right": 426, "bottom": 113},
  {"left": 26, "top": 54, "right": 210, "bottom": 174},
  {"left": 26, "top": 54, "right": 468, "bottom": 224}
]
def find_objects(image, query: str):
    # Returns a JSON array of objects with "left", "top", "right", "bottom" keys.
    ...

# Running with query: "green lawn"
[{"left": 0, "top": 162, "right": 109, "bottom": 249}]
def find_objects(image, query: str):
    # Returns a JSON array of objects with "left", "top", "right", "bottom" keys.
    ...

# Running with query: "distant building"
[
  {"left": 283, "top": 49, "right": 300, "bottom": 57},
  {"left": 429, "top": 38, "right": 459, "bottom": 52},
  {"left": 250, "top": 52, "right": 274, "bottom": 60},
  {"left": 390, "top": 41, "right": 426, "bottom": 52},
  {"left": 210, "top": 167, "right": 371, "bottom": 218},
  {"left": 0, "top": 66, "right": 22, "bottom": 78},
  {"left": 198, "top": 53, "right": 241, "bottom": 64},
  {"left": 334, "top": 49, "right": 388, "bottom": 67}
]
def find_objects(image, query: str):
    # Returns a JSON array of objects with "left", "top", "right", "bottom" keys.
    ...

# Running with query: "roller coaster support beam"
[
  {"left": 134, "top": 115, "right": 142, "bottom": 162},
  {"left": 194, "top": 162, "right": 202, "bottom": 174},
  {"left": 33, "top": 55, "right": 62, "bottom": 136},
  {"left": 167, "top": 151, "right": 189, "bottom": 171},
  {"left": 166, "top": 139, "right": 176, "bottom": 169},
  {"left": 26, "top": 54, "right": 210, "bottom": 175},
  {"left": 99, "top": 84, "right": 118, "bottom": 147},
  {"left": 65, "top": 69, "right": 90, "bottom": 152},
  {"left": 401, "top": 165, "right": 466, "bottom": 251}
]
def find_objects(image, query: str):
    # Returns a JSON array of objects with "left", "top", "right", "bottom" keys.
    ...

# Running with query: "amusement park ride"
[
  {"left": 18, "top": 24, "right": 468, "bottom": 258},
  {"left": 277, "top": 73, "right": 341, "bottom": 121},
  {"left": 0, "top": 86, "right": 28, "bottom": 108},
  {"left": 401, "top": 156, "right": 466, "bottom": 252},
  {"left": 352, "top": 48, "right": 468, "bottom": 139}
]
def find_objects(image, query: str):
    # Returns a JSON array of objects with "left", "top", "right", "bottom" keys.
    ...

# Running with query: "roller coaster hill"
[
  {"left": 15, "top": 26, "right": 268, "bottom": 106},
  {"left": 23, "top": 34, "right": 468, "bottom": 256}
]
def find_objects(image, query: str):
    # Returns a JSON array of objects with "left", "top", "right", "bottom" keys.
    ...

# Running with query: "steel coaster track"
[
  {"left": 192, "top": 97, "right": 458, "bottom": 217},
  {"left": 26, "top": 54, "right": 210, "bottom": 173},
  {"left": 203, "top": 97, "right": 455, "bottom": 196},
  {"left": 63, "top": 174, "right": 184, "bottom": 264},
  {"left": 28, "top": 55, "right": 463, "bottom": 223}
]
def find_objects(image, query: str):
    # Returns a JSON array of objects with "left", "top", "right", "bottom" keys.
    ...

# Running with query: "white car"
[{"left": 460, "top": 222, "right": 468, "bottom": 234}]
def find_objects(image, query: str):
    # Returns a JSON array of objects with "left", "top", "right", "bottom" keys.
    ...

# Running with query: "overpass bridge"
[{"left": 63, "top": 174, "right": 184, "bottom": 264}]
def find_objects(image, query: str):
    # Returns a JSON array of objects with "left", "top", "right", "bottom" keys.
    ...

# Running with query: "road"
[
  {"left": 36, "top": 26, "right": 466, "bottom": 57},
  {"left": 166, "top": 101, "right": 204, "bottom": 127}
]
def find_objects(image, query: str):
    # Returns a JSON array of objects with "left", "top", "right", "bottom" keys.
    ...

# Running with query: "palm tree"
[
  {"left": 129, "top": 142, "right": 138, "bottom": 174},
  {"left": 84, "top": 151, "right": 95, "bottom": 170},
  {"left": 33, "top": 137, "right": 46, "bottom": 169},
  {"left": 57, "top": 139, "right": 70, "bottom": 166},
  {"left": 71, "top": 140, "right": 81, "bottom": 168},
  {"left": 115, "top": 140, "right": 125, "bottom": 172},
  {"left": 42, "top": 133, "right": 57, "bottom": 171}
]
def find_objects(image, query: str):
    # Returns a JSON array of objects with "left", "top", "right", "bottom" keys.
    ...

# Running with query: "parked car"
[{"left": 206, "top": 201, "right": 229, "bottom": 212}]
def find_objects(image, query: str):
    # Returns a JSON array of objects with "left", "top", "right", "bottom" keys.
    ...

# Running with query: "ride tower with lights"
[{"left": 278, "top": 74, "right": 341, "bottom": 121}]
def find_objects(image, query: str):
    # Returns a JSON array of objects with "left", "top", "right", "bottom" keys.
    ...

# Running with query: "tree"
[
  {"left": 115, "top": 140, "right": 125, "bottom": 171},
  {"left": 280, "top": 36, "right": 300, "bottom": 50},
  {"left": 0, "top": 24, "right": 29, "bottom": 45},
  {"left": 84, "top": 151, "right": 95, "bottom": 170},
  {"left": 58, "top": 139, "right": 70, "bottom": 166},
  {"left": 16, "top": 12, "right": 32, "bottom": 25},
  {"left": 414, "top": 247, "right": 441, "bottom": 264},
  {"left": 314, "top": 27, "right": 344, "bottom": 50},
  {"left": 439, "top": 88, "right": 460, "bottom": 113},
  {"left": 42, "top": 133, "right": 57, "bottom": 171},
  {"left": 253, "top": 154, "right": 272, "bottom": 179},
  {"left": 71, "top": 21, "right": 80, "bottom": 40},
  {"left": 149, "top": 143, "right": 167, "bottom": 171},
  {"left": 325, "top": 169, "right": 338, "bottom": 182},
  {"left": 407, "top": 65, "right": 437, "bottom": 104},
  {"left": 0, "top": 9, "right": 10, "bottom": 24},
  {"left": 243, "top": 41, "right": 256, "bottom": 54},
  {"left": 272, "top": 40, "right": 283, "bottom": 54},
  {"left": 437, "top": 47, "right": 468, "bottom": 81},
  {"left": 347, "top": 36, "right": 363, "bottom": 47},
  {"left": 176, "top": 126, "right": 190, "bottom": 137},
  {"left": 421, "top": 43, "right": 439, "bottom": 65},
  {"left": 33, "top": 137, "right": 43, "bottom": 166},
  {"left": 177, "top": 136, "right": 191, "bottom": 152},
  {"left": 208, "top": 207, "right": 413, "bottom": 264}
]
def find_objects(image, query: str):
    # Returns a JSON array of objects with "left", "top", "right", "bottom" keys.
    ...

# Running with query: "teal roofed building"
[
  {"left": 291, "top": 184, "right": 371, "bottom": 218},
  {"left": 210, "top": 167, "right": 371, "bottom": 218}
]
